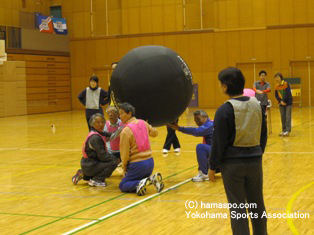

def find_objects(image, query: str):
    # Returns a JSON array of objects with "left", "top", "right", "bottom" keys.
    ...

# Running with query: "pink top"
[
  {"left": 243, "top": 88, "right": 256, "bottom": 97},
  {"left": 105, "top": 120, "right": 123, "bottom": 151},
  {"left": 126, "top": 120, "right": 151, "bottom": 152},
  {"left": 82, "top": 131, "right": 107, "bottom": 158}
]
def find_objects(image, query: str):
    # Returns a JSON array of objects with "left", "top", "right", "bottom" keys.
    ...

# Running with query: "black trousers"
[
  {"left": 220, "top": 159, "right": 267, "bottom": 235},
  {"left": 163, "top": 119, "right": 180, "bottom": 150},
  {"left": 81, "top": 154, "right": 118, "bottom": 182},
  {"left": 85, "top": 107, "right": 104, "bottom": 131}
]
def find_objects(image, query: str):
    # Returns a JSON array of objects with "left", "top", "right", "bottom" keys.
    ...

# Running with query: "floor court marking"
[
  {"left": 19, "top": 165, "right": 197, "bottom": 234},
  {"left": 286, "top": 181, "right": 314, "bottom": 235},
  {"left": 0, "top": 212, "right": 96, "bottom": 221},
  {"left": 62, "top": 178, "right": 192, "bottom": 235}
]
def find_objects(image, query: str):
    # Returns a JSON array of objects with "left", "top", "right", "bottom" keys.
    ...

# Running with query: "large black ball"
[{"left": 110, "top": 46, "right": 193, "bottom": 127}]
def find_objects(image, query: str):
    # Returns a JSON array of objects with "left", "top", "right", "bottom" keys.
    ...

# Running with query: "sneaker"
[
  {"left": 136, "top": 178, "right": 150, "bottom": 196},
  {"left": 117, "top": 162, "right": 122, "bottom": 167},
  {"left": 149, "top": 172, "right": 164, "bottom": 193},
  {"left": 192, "top": 170, "right": 209, "bottom": 182},
  {"left": 88, "top": 179, "right": 107, "bottom": 187},
  {"left": 283, "top": 132, "right": 290, "bottom": 137},
  {"left": 72, "top": 169, "right": 83, "bottom": 185},
  {"left": 174, "top": 148, "right": 181, "bottom": 153},
  {"left": 162, "top": 149, "right": 169, "bottom": 154}
]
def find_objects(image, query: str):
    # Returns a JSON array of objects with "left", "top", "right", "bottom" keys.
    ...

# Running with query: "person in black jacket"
[
  {"left": 78, "top": 76, "right": 110, "bottom": 131},
  {"left": 72, "top": 113, "right": 122, "bottom": 187},
  {"left": 209, "top": 67, "right": 268, "bottom": 235}
]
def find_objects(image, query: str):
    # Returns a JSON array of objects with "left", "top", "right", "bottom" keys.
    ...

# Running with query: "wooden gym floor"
[{"left": 0, "top": 107, "right": 313, "bottom": 235}]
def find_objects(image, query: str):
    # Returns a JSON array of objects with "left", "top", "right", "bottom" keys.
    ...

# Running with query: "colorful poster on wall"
[
  {"left": 38, "top": 15, "right": 54, "bottom": 34},
  {"left": 52, "top": 18, "right": 68, "bottom": 35}
]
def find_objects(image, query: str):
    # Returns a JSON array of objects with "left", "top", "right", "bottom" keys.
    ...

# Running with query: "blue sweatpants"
[
  {"left": 196, "top": 144, "right": 211, "bottom": 174},
  {"left": 119, "top": 158, "right": 154, "bottom": 192}
]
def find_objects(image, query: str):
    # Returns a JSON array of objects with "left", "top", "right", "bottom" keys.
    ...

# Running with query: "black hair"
[
  {"left": 259, "top": 70, "right": 267, "bottom": 76},
  {"left": 89, "top": 76, "right": 99, "bottom": 83},
  {"left": 274, "top": 72, "right": 283, "bottom": 80},
  {"left": 119, "top": 102, "right": 135, "bottom": 116},
  {"left": 218, "top": 67, "right": 245, "bottom": 96}
]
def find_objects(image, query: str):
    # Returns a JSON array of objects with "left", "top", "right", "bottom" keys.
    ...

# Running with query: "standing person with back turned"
[
  {"left": 78, "top": 76, "right": 110, "bottom": 131},
  {"left": 274, "top": 72, "right": 293, "bottom": 137},
  {"left": 118, "top": 102, "right": 164, "bottom": 196},
  {"left": 209, "top": 67, "right": 268, "bottom": 235}
]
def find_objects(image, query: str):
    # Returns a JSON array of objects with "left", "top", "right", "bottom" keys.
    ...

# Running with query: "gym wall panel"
[
  {"left": 117, "top": 38, "right": 130, "bottom": 59},
  {"left": 152, "top": 0, "right": 163, "bottom": 6},
  {"left": 72, "top": 0, "right": 85, "bottom": 13},
  {"left": 175, "top": 4, "right": 184, "bottom": 31},
  {"left": 201, "top": 33, "right": 215, "bottom": 72},
  {"left": 252, "top": 0, "right": 266, "bottom": 27},
  {"left": 128, "top": 37, "right": 141, "bottom": 51},
  {"left": 140, "top": 7, "right": 152, "bottom": 33},
  {"left": 140, "top": 37, "right": 153, "bottom": 47},
  {"left": 93, "top": 11, "right": 107, "bottom": 36},
  {"left": 84, "top": 40, "right": 97, "bottom": 76},
  {"left": 95, "top": 39, "right": 108, "bottom": 68},
  {"left": 163, "top": 35, "right": 177, "bottom": 51},
  {"left": 128, "top": 0, "right": 140, "bottom": 8},
  {"left": 72, "top": 12, "right": 85, "bottom": 38},
  {"left": 253, "top": 30, "right": 267, "bottom": 62},
  {"left": 151, "top": 6, "right": 163, "bottom": 33},
  {"left": 106, "top": 39, "right": 119, "bottom": 65},
  {"left": 152, "top": 36, "right": 165, "bottom": 46},
  {"left": 108, "top": 9, "right": 122, "bottom": 35},
  {"left": 128, "top": 8, "right": 140, "bottom": 34},
  {"left": 239, "top": 31, "right": 254, "bottom": 62},
  {"left": 292, "top": 0, "right": 307, "bottom": 24},
  {"left": 280, "top": 29, "right": 294, "bottom": 70},
  {"left": 202, "top": 0, "right": 215, "bottom": 29},
  {"left": 227, "top": 31, "right": 241, "bottom": 67},
  {"left": 83, "top": 11, "right": 91, "bottom": 37},
  {"left": 239, "top": 0, "right": 253, "bottom": 27},
  {"left": 216, "top": 0, "right": 227, "bottom": 29},
  {"left": 308, "top": 28, "right": 314, "bottom": 58},
  {"left": 176, "top": 34, "right": 189, "bottom": 65},
  {"left": 188, "top": 34, "right": 202, "bottom": 73},
  {"left": 213, "top": 32, "right": 228, "bottom": 71},
  {"left": 226, "top": 0, "right": 239, "bottom": 29},
  {"left": 294, "top": 28, "right": 308, "bottom": 60},
  {"left": 185, "top": 0, "right": 201, "bottom": 30},
  {"left": 266, "top": 29, "right": 281, "bottom": 70},
  {"left": 163, "top": 4, "right": 177, "bottom": 32},
  {"left": 279, "top": 0, "right": 293, "bottom": 25},
  {"left": 308, "top": 0, "right": 314, "bottom": 23},
  {"left": 202, "top": 72, "right": 217, "bottom": 108}
]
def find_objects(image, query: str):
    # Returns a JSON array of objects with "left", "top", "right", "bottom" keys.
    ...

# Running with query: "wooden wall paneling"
[
  {"left": 95, "top": 40, "right": 108, "bottom": 68},
  {"left": 4, "top": 9, "right": 13, "bottom": 26},
  {"left": 128, "top": 7, "right": 140, "bottom": 34},
  {"left": 175, "top": 2, "right": 183, "bottom": 31},
  {"left": 252, "top": 0, "right": 266, "bottom": 27},
  {"left": 202, "top": 0, "right": 215, "bottom": 29},
  {"left": 310, "top": 62, "right": 314, "bottom": 105},
  {"left": 201, "top": 33, "right": 215, "bottom": 72},
  {"left": 83, "top": 12, "right": 91, "bottom": 38},
  {"left": 216, "top": 0, "right": 227, "bottom": 28},
  {"left": 121, "top": 5, "right": 129, "bottom": 34},
  {"left": 290, "top": 61, "right": 309, "bottom": 106},
  {"left": 176, "top": 34, "right": 189, "bottom": 65},
  {"left": 117, "top": 38, "right": 130, "bottom": 59},
  {"left": 84, "top": 40, "right": 97, "bottom": 76},
  {"left": 151, "top": 5, "right": 163, "bottom": 33},
  {"left": 163, "top": 4, "right": 176, "bottom": 32},
  {"left": 266, "top": 29, "right": 281, "bottom": 70},
  {"left": 294, "top": 28, "right": 309, "bottom": 61},
  {"left": 108, "top": 4, "right": 122, "bottom": 35},
  {"left": 293, "top": 0, "right": 308, "bottom": 24},
  {"left": 140, "top": 6, "right": 152, "bottom": 33},
  {"left": 188, "top": 34, "right": 202, "bottom": 73},
  {"left": 236, "top": 63, "right": 255, "bottom": 88},
  {"left": 226, "top": 0, "right": 239, "bottom": 29},
  {"left": 308, "top": 28, "right": 314, "bottom": 58},
  {"left": 140, "top": 0, "right": 152, "bottom": 7},
  {"left": 308, "top": 0, "right": 314, "bottom": 23},
  {"left": 93, "top": 0, "right": 107, "bottom": 36},
  {"left": 239, "top": 31, "right": 254, "bottom": 62},
  {"left": 62, "top": 0, "right": 73, "bottom": 13},
  {"left": 280, "top": 29, "right": 295, "bottom": 70},
  {"left": 152, "top": 35, "right": 165, "bottom": 46},
  {"left": 72, "top": 0, "right": 84, "bottom": 13},
  {"left": 140, "top": 36, "right": 153, "bottom": 47},
  {"left": 227, "top": 31, "right": 240, "bottom": 66},
  {"left": 106, "top": 39, "right": 119, "bottom": 64},
  {"left": 279, "top": 0, "right": 293, "bottom": 25},
  {"left": 72, "top": 12, "right": 85, "bottom": 38},
  {"left": 12, "top": 9, "right": 19, "bottom": 27},
  {"left": 194, "top": 73, "right": 203, "bottom": 107},
  {"left": 128, "top": 0, "right": 140, "bottom": 8},
  {"left": 214, "top": 32, "right": 228, "bottom": 106},
  {"left": 74, "top": 41, "right": 86, "bottom": 77},
  {"left": 239, "top": 0, "right": 253, "bottom": 27},
  {"left": 253, "top": 30, "right": 267, "bottom": 62},
  {"left": 72, "top": 76, "right": 87, "bottom": 110},
  {"left": 203, "top": 71, "right": 217, "bottom": 108},
  {"left": 0, "top": 8, "right": 5, "bottom": 25},
  {"left": 185, "top": 0, "right": 201, "bottom": 30},
  {"left": 152, "top": 0, "right": 163, "bottom": 6},
  {"left": 163, "top": 35, "right": 177, "bottom": 51},
  {"left": 128, "top": 37, "right": 141, "bottom": 51}
]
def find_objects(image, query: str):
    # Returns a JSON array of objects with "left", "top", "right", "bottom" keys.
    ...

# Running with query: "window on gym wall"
[
  {"left": 7, "top": 27, "right": 21, "bottom": 49},
  {"left": 0, "top": 26, "right": 6, "bottom": 42}
]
